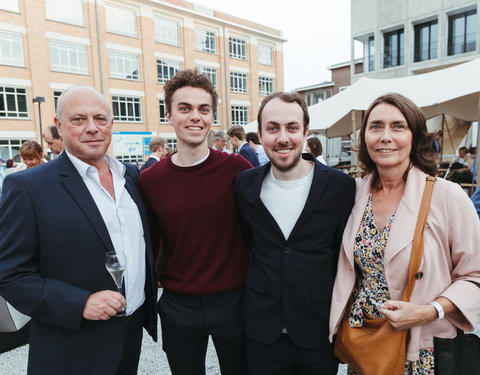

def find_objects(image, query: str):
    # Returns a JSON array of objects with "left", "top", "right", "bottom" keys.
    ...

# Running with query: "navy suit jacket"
[
  {"left": 139, "top": 156, "right": 159, "bottom": 172},
  {"left": 235, "top": 154, "right": 355, "bottom": 351},
  {"left": 239, "top": 143, "right": 260, "bottom": 167},
  {"left": 0, "top": 152, "right": 157, "bottom": 375}
]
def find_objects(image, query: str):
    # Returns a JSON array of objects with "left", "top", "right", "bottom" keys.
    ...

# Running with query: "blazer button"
[
  {"left": 284, "top": 247, "right": 291, "bottom": 254},
  {"left": 415, "top": 272, "right": 423, "bottom": 280}
]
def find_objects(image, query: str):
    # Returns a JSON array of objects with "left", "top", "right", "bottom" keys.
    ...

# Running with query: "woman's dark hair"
[
  {"left": 358, "top": 93, "right": 437, "bottom": 189},
  {"left": 6, "top": 159, "right": 14, "bottom": 168},
  {"left": 306, "top": 137, "right": 323, "bottom": 157}
]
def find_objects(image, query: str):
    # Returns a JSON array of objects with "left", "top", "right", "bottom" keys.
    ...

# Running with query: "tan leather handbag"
[{"left": 334, "top": 176, "right": 436, "bottom": 375}]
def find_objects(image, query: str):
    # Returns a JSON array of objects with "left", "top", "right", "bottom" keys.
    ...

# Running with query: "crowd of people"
[{"left": 0, "top": 69, "right": 479, "bottom": 375}]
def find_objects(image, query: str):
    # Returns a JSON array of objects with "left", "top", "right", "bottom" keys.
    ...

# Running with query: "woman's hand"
[{"left": 379, "top": 300, "right": 438, "bottom": 330}]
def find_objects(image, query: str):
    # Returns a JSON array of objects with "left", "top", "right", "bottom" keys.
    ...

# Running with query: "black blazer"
[
  {"left": 239, "top": 143, "right": 260, "bottom": 167},
  {"left": 235, "top": 154, "right": 355, "bottom": 349},
  {"left": 0, "top": 152, "right": 157, "bottom": 375}
]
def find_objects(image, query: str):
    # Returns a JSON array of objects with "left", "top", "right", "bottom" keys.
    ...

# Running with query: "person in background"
[
  {"left": 212, "top": 131, "right": 233, "bottom": 154},
  {"left": 228, "top": 125, "right": 260, "bottom": 167},
  {"left": 5, "top": 159, "right": 16, "bottom": 176},
  {"left": 246, "top": 132, "right": 269, "bottom": 166},
  {"left": 43, "top": 125, "right": 64, "bottom": 156},
  {"left": 305, "top": 137, "right": 326, "bottom": 164},
  {"left": 329, "top": 93, "right": 480, "bottom": 374},
  {"left": 449, "top": 146, "right": 474, "bottom": 184},
  {"left": 140, "top": 137, "right": 168, "bottom": 172},
  {"left": 14, "top": 140, "right": 44, "bottom": 171}
]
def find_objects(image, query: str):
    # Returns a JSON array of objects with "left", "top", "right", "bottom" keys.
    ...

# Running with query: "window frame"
[
  {"left": 112, "top": 95, "right": 142, "bottom": 123},
  {"left": 157, "top": 59, "right": 181, "bottom": 84},
  {"left": 0, "top": 86, "right": 29, "bottom": 119},
  {"left": 231, "top": 105, "right": 249, "bottom": 125},
  {"left": 0, "top": 0, "right": 19, "bottom": 13},
  {"left": 258, "top": 43, "right": 274, "bottom": 66},
  {"left": 383, "top": 28, "right": 404, "bottom": 68},
  {"left": 195, "top": 28, "right": 216, "bottom": 54},
  {"left": 414, "top": 20, "right": 438, "bottom": 62},
  {"left": 0, "top": 31, "right": 24, "bottom": 67},
  {"left": 258, "top": 76, "right": 274, "bottom": 96},
  {"left": 448, "top": 9, "right": 477, "bottom": 56},
  {"left": 105, "top": 4, "right": 137, "bottom": 38},
  {"left": 368, "top": 36, "right": 375, "bottom": 71},
  {"left": 45, "top": 0, "right": 84, "bottom": 26},
  {"left": 159, "top": 98, "right": 168, "bottom": 124},
  {"left": 230, "top": 71, "right": 248, "bottom": 93},
  {"left": 229, "top": 37, "right": 247, "bottom": 60},
  {"left": 109, "top": 50, "right": 140, "bottom": 81},
  {"left": 49, "top": 40, "right": 89, "bottom": 74},
  {"left": 197, "top": 66, "right": 218, "bottom": 90},
  {"left": 154, "top": 17, "right": 181, "bottom": 46}
]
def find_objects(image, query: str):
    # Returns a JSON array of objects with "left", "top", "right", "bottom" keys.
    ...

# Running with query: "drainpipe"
[
  {"left": 94, "top": 0, "right": 104, "bottom": 93},
  {"left": 222, "top": 24, "right": 229, "bottom": 129}
]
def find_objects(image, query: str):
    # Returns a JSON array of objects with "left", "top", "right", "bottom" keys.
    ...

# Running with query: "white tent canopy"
[{"left": 308, "top": 58, "right": 480, "bottom": 138}]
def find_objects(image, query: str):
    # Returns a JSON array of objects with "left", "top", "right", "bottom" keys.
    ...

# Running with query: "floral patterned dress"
[{"left": 346, "top": 193, "right": 434, "bottom": 375}]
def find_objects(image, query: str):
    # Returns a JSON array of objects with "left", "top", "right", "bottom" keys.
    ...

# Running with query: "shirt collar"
[{"left": 65, "top": 149, "right": 125, "bottom": 178}]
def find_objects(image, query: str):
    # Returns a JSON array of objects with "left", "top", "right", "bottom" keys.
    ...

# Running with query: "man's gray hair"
[
  {"left": 56, "top": 85, "right": 112, "bottom": 121},
  {"left": 213, "top": 131, "right": 227, "bottom": 141}
]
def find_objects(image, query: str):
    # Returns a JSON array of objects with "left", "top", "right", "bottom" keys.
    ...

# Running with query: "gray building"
[{"left": 351, "top": 0, "right": 479, "bottom": 82}]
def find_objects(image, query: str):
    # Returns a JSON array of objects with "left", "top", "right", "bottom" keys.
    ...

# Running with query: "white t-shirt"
[{"left": 260, "top": 165, "right": 314, "bottom": 240}]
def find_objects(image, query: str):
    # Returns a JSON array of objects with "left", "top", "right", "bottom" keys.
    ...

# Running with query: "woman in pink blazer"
[{"left": 329, "top": 93, "right": 480, "bottom": 374}]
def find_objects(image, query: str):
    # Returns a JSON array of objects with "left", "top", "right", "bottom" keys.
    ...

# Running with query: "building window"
[
  {"left": 231, "top": 106, "right": 248, "bottom": 125},
  {"left": 0, "top": 31, "right": 24, "bottom": 67},
  {"left": 157, "top": 59, "right": 181, "bottom": 84},
  {"left": 0, "top": 86, "right": 28, "bottom": 118},
  {"left": 368, "top": 36, "right": 375, "bottom": 71},
  {"left": 198, "top": 66, "right": 218, "bottom": 89},
  {"left": 45, "top": 0, "right": 84, "bottom": 26},
  {"left": 53, "top": 90, "right": 62, "bottom": 112},
  {"left": 383, "top": 29, "right": 404, "bottom": 68},
  {"left": 112, "top": 96, "right": 142, "bottom": 122},
  {"left": 448, "top": 9, "right": 477, "bottom": 56},
  {"left": 213, "top": 110, "right": 219, "bottom": 125},
  {"left": 155, "top": 18, "right": 180, "bottom": 46},
  {"left": 106, "top": 5, "right": 137, "bottom": 38},
  {"left": 195, "top": 29, "right": 216, "bottom": 54},
  {"left": 50, "top": 40, "right": 88, "bottom": 74},
  {"left": 116, "top": 154, "right": 144, "bottom": 163},
  {"left": 109, "top": 50, "right": 139, "bottom": 80},
  {"left": 166, "top": 138, "right": 177, "bottom": 150},
  {"left": 0, "top": 138, "right": 31, "bottom": 162},
  {"left": 414, "top": 20, "right": 438, "bottom": 62},
  {"left": 259, "top": 77, "right": 273, "bottom": 96},
  {"left": 230, "top": 72, "right": 247, "bottom": 93},
  {"left": 229, "top": 37, "right": 247, "bottom": 60},
  {"left": 258, "top": 44, "right": 273, "bottom": 65},
  {"left": 0, "top": 0, "right": 19, "bottom": 12},
  {"left": 159, "top": 99, "right": 168, "bottom": 123}
]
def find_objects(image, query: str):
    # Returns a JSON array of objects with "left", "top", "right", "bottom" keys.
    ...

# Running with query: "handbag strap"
[{"left": 402, "top": 176, "right": 436, "bottom": 302}]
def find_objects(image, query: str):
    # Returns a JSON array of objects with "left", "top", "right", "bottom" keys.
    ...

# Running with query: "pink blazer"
[{"left": 329, "top": 166, "right": 480, "bottom": 361}]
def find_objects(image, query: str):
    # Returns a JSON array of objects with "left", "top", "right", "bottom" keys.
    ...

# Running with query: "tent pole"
[
  {"left": 440, "top": 115, "right": 445, "bottom": 161},
  {"left": 325, "top": 129, "right": 329, "bottom": 166},
  {"left": 351, "top": 110, "right": 356, "bottom": 144}
]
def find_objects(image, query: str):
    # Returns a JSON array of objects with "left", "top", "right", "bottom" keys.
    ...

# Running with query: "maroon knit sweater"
[{"left": 138, "top": 148, "right": 251, "bottom": 295}]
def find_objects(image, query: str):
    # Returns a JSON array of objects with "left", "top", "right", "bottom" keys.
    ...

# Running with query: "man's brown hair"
[
  {"left": 257, "top": 92, "right": 309, "bottom": 134},
  {"left": 163, "top": 69, "right": 218, "bottom": 116},
  {"left": 227, "top": 126, "right": 246, "bottom": 141}
]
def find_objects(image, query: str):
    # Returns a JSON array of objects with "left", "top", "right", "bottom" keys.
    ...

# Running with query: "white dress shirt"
[{"left": 66, "top": 150, "right": 146, "bottom": 315}]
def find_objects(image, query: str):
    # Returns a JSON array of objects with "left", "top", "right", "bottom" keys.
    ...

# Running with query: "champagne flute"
[{"left": 105, "top": 251, "right": 126, "bottom": 317}]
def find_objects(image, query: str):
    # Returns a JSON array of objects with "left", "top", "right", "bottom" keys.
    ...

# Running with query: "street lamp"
[{"left": 32, "top": 96, "right": 45, "bottom": 148}]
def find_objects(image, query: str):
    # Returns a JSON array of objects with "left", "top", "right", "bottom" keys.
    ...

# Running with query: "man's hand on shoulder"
[{"left": 83, "top": 290, "right": 126, "bottom": 320}]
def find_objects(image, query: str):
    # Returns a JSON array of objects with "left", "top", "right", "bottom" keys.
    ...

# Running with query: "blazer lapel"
[
  {"left": 251, "top": 163, "right": 286, "bottom": 239},
  {"left": 58, "top": 153, "right": 115, "bottom": 253}
]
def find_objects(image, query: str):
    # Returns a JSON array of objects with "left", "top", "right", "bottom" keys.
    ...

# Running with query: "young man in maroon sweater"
[{"left": 138, "top": 69, "right": 251, "bottom": 375}]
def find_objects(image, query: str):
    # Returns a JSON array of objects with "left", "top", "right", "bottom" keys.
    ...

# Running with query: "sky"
[{"left": 192, "top": 0, "right": 351, "bottom": 91}]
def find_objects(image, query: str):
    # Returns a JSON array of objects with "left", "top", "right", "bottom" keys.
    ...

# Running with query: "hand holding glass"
[{"left": 105, "top": 251, "right": 126, "bottom": 317}]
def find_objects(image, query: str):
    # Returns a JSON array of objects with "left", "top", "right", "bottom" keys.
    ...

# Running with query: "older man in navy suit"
[
  {"left": 0, "top": 86, "right": 157, "bottom": 375},
  {"left": 235, "top": 92, "right": 355, "bottom": 374}
]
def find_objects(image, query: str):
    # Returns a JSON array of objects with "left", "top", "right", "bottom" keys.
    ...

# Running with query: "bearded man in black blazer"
[
  {"left": 235, "top": 92, "right": 355, "bottom": 374},
  {"left": 0, "top": 86, "right": 157, "bottom": 375}
]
